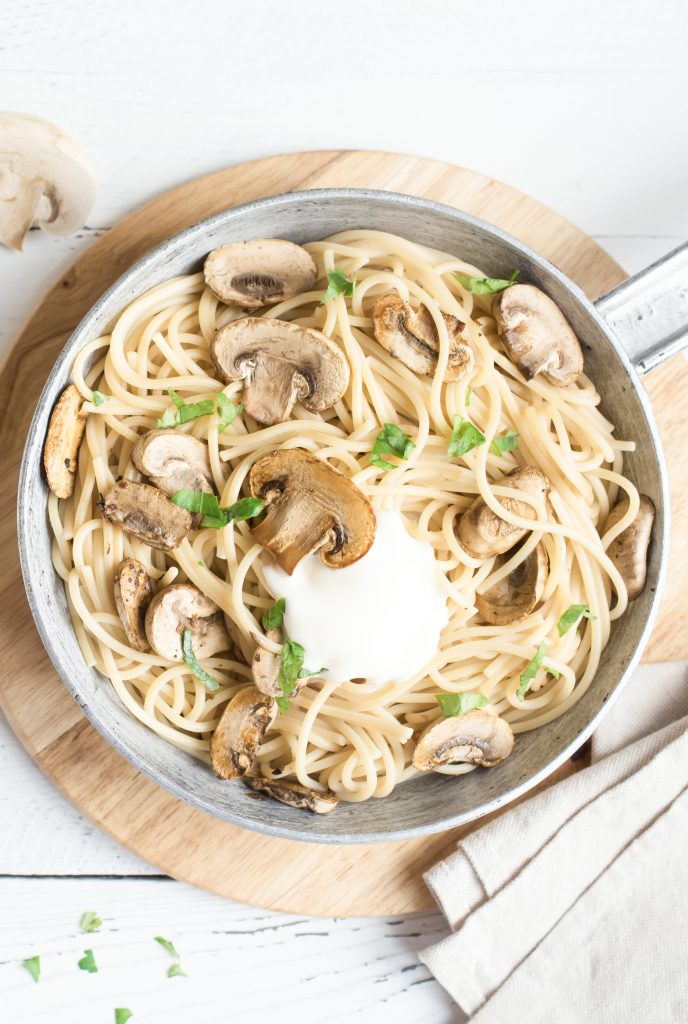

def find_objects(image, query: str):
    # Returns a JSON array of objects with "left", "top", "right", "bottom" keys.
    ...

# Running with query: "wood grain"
[{"left": 0, "top": 151, "right": 685, "bottom": 916}]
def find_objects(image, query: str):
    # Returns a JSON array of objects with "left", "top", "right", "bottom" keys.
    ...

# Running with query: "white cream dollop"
[{"left": 262, "top": 509, "right": 449, "bottom": 687}]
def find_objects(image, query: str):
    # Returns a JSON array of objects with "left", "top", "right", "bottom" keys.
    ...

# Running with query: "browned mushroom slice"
[
  {"left": 456, "top": 466, "right": 550, "bottom": 560},
  {"left": 372, "top": 294, "right": 473, "bottom": 381},
  {"left": 211, "top": 317, "right": 349, "bottom": 426},
  {"left": 101, "top": 480, "right": 192, "bottom": 551},
  {"left": 606, "top": 495, "right": 655, "bottom": 600},
  {"left": 204, "top": 238, "right": 318, "bottom": 308},
  {"left": 493, "top": 284, "right": 584, "bottom": 386},
  {"left": 413, "top": 709, "right": 514, "bottom": 771},
  {"left": 132, "top": 429, "right": 213, "bottom": 497},
  {"left": 144, "top": 583, "right": 230, "bottom": 661},
  {"left": 244, "top": 776, "right": 339, "bottom": 814},
  {"left": 249, "top": 448, "right": 376, "bottom": 574},
  {"left": 43, "top": 384, "right": 88, "bottom": 499},
  {"left": 210, "top": 686, "right": 276, "bottom": 780},
  {"left": 114, "top": 558, "right": 154, "bottom": 651},
  {"left": 475, "top": 543, "right": 547, "bottom": 625}
]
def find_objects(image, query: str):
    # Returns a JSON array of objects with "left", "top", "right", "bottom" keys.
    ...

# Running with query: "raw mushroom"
[
  {"left": 493, "top": 284, "right": 584, "bottom": 386},
  {"left": 249, "top": 448, "right": 376, "bottom": 574},
  {"left": 475, "top": 543, "right": 547, "bottom": 625},
  {"left": 132, "top": 429, "right": 213, "bottom": 496},
  {"left": 372, "top": 295, "right": 473, "bottom": 381},
  {"left": 456, "top": 466, "right": 550, "bottom": 560},
  {"left": 204, "top": 238, "right": 317, "bottom": 308},
  {"left": 413, "top": 709, "right": 515, "bottom": 771},
  {"left": 144, "top": 583, "right": 230, "bottom": 661},
  {"left": 101, "top": 480, "right": 193, "bottom": 551},
  {"left": 43, "top": 384, "right": 88, "bottom": 499},
  {"left": 0, "top": 113, "right": 96, "bottom": 251},
  {"left": 113, "top": 558, "right": 154, "bottom": 652},
  {"left": 605, "top": 495, "right": 655, "bottom": 601},
  {"left": 211, "top": 317, "right": 350, "bottom": 426},
  {"left": 210, "top": 685, "right": 276, "bottom": 780},
  {"left": 244, "top": 776, "right": 339, "bottom": 814}
]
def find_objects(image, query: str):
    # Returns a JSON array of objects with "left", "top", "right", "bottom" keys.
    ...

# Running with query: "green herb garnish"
[
  {"left": 80, "top": 911, "right": 102, "bottom": 933},
  {"left": 465, "top": 386, "right": 473, "bottom": 407},
  {"left": 490, "top": 429, "right": 519, "bottom": 456},
  {"left": 453, "top": 269, "right": 518, "bottom": 295},
  {"left": 22, "top": 956, "right": 40, "bottom": 983},
  {"left": 115, "top": 1011, "right": 133, "bottom": 1024},
  {"left": 447, "top": 416, "right": 486, "bottom": 459},
  {"left": 157, "top": 388, "right": 215, "bottom": 428},
  {"left": 171, "top": 489, "right": 264, "bottom": 529},
  {"left": 155, "top": 936, "right": 179, "bottom": 958},
  {"left": 371, "top": 423, "right": 415, "bottom": 472},
  {"left": 321, "top": 267, "right": 356, "bottom": 304},
  {"left": 275, "top": 638, "right": 324, "bottom": 713},
  {"left": 544, "top": 666, "right": 561, "bottom": 679},
  {"left": 557, "top": 604, "right": 597, "bottom": 637},
  {"left": 262, "top": 597, "right": 286, "bottom": 632},
  {"left": 517, "top": 640, "right": 546, "bottom": 701},
  {"left": 181, "top": 629, "right": 220, "bottom": 692},
  {"left": 78, "top": 949, "right": 98, "bottom": 973},
  {"left": 436, "top": 692, "right": 489, "bottom": 717},
  {"left": 216, "top": 393, "right": 243, "bottom": 431},
  {"left": 167, "top": 963, "right": 187, "bottom": 978},
  {"left": 92, "top": 391, "right": 111, "bottom": 406}
]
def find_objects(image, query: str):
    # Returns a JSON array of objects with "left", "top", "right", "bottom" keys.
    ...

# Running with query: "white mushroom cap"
[
  {"left": 493, "top": 284, "right": 584, "bottom": 386},
  {"left": 475, "top": 543, "right": 548, "bottom": 625},
  {"left": 210, "top": 685, "right": 276, "bottom": 780},
  {"left": 605, "top": 495, "right": 655, "bottom": 601},
  {"left": 144, "top": 583, "right": 230, "bottom": 662},
  {"left": 456, "top": 466, "right": 550, "bottom": 560},
  {"left": 413, "top": 709, "right": 515, "bottom": 770},
  {"left": 132, "top": 429, "right": 213, "bottom": 497},
  {"left": 372, "top": 294, "right": 473, "bottom": 381},
  {"left": 0, "top": 113, "right": 96, "bottom": 251},
  {"left": 204, "top": 239, "right": 317, "bottom": 308},
  {"left": 243, "top": 776, "right": 339, "bottom": 814}
]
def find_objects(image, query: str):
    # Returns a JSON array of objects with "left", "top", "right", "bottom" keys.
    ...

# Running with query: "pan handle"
[{"left": 594, "top": 240, "right": 688, "bottom": 375}]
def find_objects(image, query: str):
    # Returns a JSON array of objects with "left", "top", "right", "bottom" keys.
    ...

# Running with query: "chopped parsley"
[
  {"left": 262, "top": 597, "right": 286, "bottom": 632},
  {"left": 22, "top": 956, "right": 40, "bottom": 983},
  {"left": 557, "top": 604, "right": 597, "bottom": 637},
  {"left": 371, "top": 423, "right": 415, "bottom": 472},
  {"left": 154, "top": 936, "right": 179, "bottom": 958},
  {"left": 321, "top": 267, "right": 356, "bottom": 304},
  {"left": 78, "top": 949, "right": 98, "bottom": 973},
  {"left": 79, "top": 911, "right": 102, "bottom": 933},
  {"left": 216, "top": 393, "right": 243, "bottom": 431},
  {"left": 517, "top": 640, "right": 546, "bottom": 700},
  {"left": 453, "top": 269, "right": 518, "bottom": 295},
  {"left": 544, "top": 665, "right": 561, "bottom": 679},
  {"left": 490, "top": 429, "right": 519, "bottom": 456},
  {"left": 276, "top": 638, "right": 325, "bottom": 713},
  {"left": 157, "top": 388, "right": 214, "bottom": 428},
  {"left": 447, "top": 416, "right": 486, "bottom": 458},
  {"left": 436, "top": 692, "right": 489, "bottom": 717},
  {"left": 92, "top": 391, "right": 111, "bottom": 406},
  {"left": 171, "top": 489, "right": 264, "bottom": 529},
  {"left": 167, "top": 963, "right": 187, "bottom": 978},
  {"left": 181, "top": 629, "right": 220, "bottom": 692},
  {"left": 465, "top": 386, "right": 473, "bottom": 407},
  {"left": 115, "top": 1011, "right": 133, "bottom": 1024}
]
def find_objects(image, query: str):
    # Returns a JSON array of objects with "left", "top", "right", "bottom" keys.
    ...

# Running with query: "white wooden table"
[{"left": 2, "top": 2, "right": 686, "bottom": 1020}]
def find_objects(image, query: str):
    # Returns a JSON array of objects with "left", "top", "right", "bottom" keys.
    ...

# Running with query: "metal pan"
[{"left": 17, "top": 189, "right": 688, "bottom": 843}]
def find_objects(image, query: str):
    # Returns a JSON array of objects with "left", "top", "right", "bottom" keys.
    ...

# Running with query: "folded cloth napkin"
[{"left": 419, "top": 662, "right": 688, "bottom": 1022}]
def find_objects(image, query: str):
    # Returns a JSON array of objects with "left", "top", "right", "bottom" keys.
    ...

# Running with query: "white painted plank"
[{"left": 0, "top": 878, "right": 457, "bottom": 1024}]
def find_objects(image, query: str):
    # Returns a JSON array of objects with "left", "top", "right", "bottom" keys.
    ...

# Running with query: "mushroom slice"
[
  {"left": 144, "top": 583, "right": 230, "bottom": 661},
  {"left": 372, "top": 295, "right": 473, "bottom": 381},
  {"left": 204, "top": 239, "right": 317, "bottom": 308},
  {"left": 244, "top": 776, "right": 339, "bottom": 814},
  {"left": 476, "top": 543, "right": 548, "bottom": 625},
  {"left": 101, "top": 480, "right": 192, "bottom": 551},
  {"left": 0, "top": 113, "right": 96, "bottom": 251},
  {"left": 493, "top": 284, "right": 584, "bottom": 386},
  {"left": 210, "top": 686, "right": 276, "bottom": 780},
  {"left": 413, "top": 709, "right": 515, "bottom": 771},
  {"left": 43, "top": 384, "right": 88, "bottom": 499},
  {"left": 132, "top": 429, "right": 213, "bottom": 496},
  {"left": 211, "top": 317, "right": 349, "bottom": 426},
  {"left": 606, "top": 495, "right": 655, "bottom": 601},
  {"left": 113, "top": 558, "right": 154, "bottom": 652},
  {"left": 249, "top": 448, "right": 376, "bottom": 574},
  {"left": 456, "top": 466, "right": 550, "bottom": 560}
]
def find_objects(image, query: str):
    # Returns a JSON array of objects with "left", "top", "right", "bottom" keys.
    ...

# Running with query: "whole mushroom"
[
  {"left": 144, "top": 583, "right": 231, "bottom": 662},
  {"left": 204, "top": 239, "right": 317, "bottom": 308},
  {"left": 372, "top": 294, "right": 473, "bottom": 381},
  {"left": 605, "top": 495, "right": 655, "bottom": 600},
  {"left": 493, "top": 284, "right": 584, "bottom": 386},
  {"left": 456, "top": 466, "right": 550, "bottom": 560},
  {"left": 413, "top": 709, "right": 514, "bottom": 770}
]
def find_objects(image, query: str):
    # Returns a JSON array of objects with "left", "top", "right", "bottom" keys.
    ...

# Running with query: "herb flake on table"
[
  {"left": 157, "top": 388, "right": 215, "bottom": 428},
  {"left": 371, "top": 423, "right": 415, "bottom": 472},
  {"left": 22, "top": 956, "right": 40, "bottom": 983},
  {"left": 557, "top": 603, "right": 597, "bottom": 637},
  {"left": 167, "top": 962, "right": 187, "bottom": 978},
  {"left": 181, "top": 629, "right": 220, "bottom": 692},
  {"left": 115, "top": 1011, "right": 133, "bottom": 1024},
  {"left": 447, "top": 416, "right": 486, "bottom": 458},
  {"left": 517, "top": 640, "right": 546, "bottom": 700},
  {"left": 78, "top": 948, "right": 98, "bottom": 973},
  {"left": 436, "top": 692, "right": 489, "bottom": 717},
  {"left": 453, "top": 269, "right": 518, "bottom": 295},
  {"left": 321, "top": 267, "right": 356, "bottom": 304},
  {"left": 79, "top": 911, "right": 102, "bottom": 933},
  {"left": 154, "top": 936, "right": 180, "bottom": 958}
]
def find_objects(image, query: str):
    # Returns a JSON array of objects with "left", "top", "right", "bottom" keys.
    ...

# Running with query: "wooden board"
[{"left": 0, "top": 151, "right": 685, "bottom": 917}]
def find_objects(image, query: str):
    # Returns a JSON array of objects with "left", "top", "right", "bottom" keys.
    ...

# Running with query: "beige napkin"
[{"left": 419, "top": 662, "right": 688, "bottom": 1022}]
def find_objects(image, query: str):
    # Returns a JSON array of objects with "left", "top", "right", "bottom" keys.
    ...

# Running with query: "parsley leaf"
[
  {"left": 490, "top": 429, "right": 520, "bottom": 456},
  {"left": 78, "top": 949, "right": 98, "bottom": 973},
  {"left": 181, "top": 629, "right": 220, "bottom": 692},
  {"left": 22, "top": 956, "right": 40, "bottom": 983},
  {"left": 517, "top": 640, "right": 546, "bottom": 700},
  {"left": 371, "top": 423, "right": 415, "bottom": 472},
  {"left": 171, "top": 490, "right": 264, "bottom": 529},
  {"left": 92, "top": 391, "right": 111, "bottom": 406},
  {"left": 321, "top": 267, "right": 356, "bottom": 304},
  {"left": 167, "top": 963, "right": 187, "bottom": 978},
  {"left": 115, "top": 1011, "right": 133, "bottom": 1024},
  {"left": 544, "top": 665, "right": 560, "bottom": 679},
  {"left": 216, "top": 393, "right": 243, "bottom": 431},
  {"left": 155, "top": 936, "right": 179, "bottom": 958},
  {"left": 465, "top": 386, "right": 473, "bottom": 407},
  {"left": 453, "top": 269, "right": 518, "bottom": 295},
  {"left": 157, "top": 388, "right": 215, "bottom": 428},
  {"left": 262, "top": 597, "right": 286, "bottom": 632},
  {"left": 80, "top": 911, "right": 102, "bottom": 933},
  {"left": 447, "top": 416, "right": 486, "bottom": 458},
  {"left": 275, "top": 638, "right": 324, "bottom": 713},
  {"left": 557, "top": 604, "right": 597, "bottom": 637},
  {"left": 436, "top": 692, "right": 489, "bottom": 717}
]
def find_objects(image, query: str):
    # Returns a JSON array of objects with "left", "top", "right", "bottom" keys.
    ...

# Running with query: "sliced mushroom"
[
  {"left": 43, "top": 384, "right": 88, "bottom": 499},
  {"left": 493, "top": 284, "right": 584, "bottom": 386},
  {"left": 210, "top": 685, "right": 276, "bottom": 780},
  {"left": 372, "top": 295, "right": 473, "bottom": 381},
  {"left": 243, "top": 776, "right": 339, "bottom": 814},
  {"left": 456, "top": 466, "right": 550, "bottom": 560},
  {"left": 132, "top": 429, "right": 213, "bottom": 497},
  {"left": 606, "top": 495, "right": 655, "bottom": 601},
  {"left": 413, "top": 709, "right": 514, "bottom": 770},
  {"left": 211, "top": 317, "right": 349, "bottom": 426},
  {"left": 114, "top": 558, "right": 154, "bottom": 651},
  {"left": 251, "top": 629, "right": 283, "bottom": 696},
  {"left": 101, "top": 480, "right": 192, "bottom": 551},
  {"left": 249, "top": 448, "right": 376, "bottom": 574},
  {"left": 204, "top": 239, "right": 317, "bottom": 308},
  {"left": 476, "top": 543, "right": 548, "bottom": 625},
  {"left": 144, "top": 583, "right": 230, "bottom": 661}
]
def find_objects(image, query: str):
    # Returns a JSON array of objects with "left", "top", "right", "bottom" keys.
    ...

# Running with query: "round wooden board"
[{"left": 1, "top": 151, "right": 686, "bottom": 917}]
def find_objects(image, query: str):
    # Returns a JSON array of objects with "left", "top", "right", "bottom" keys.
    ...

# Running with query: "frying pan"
[{"left": 17, "top": 189, "right": 688, "bottom": 843}]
